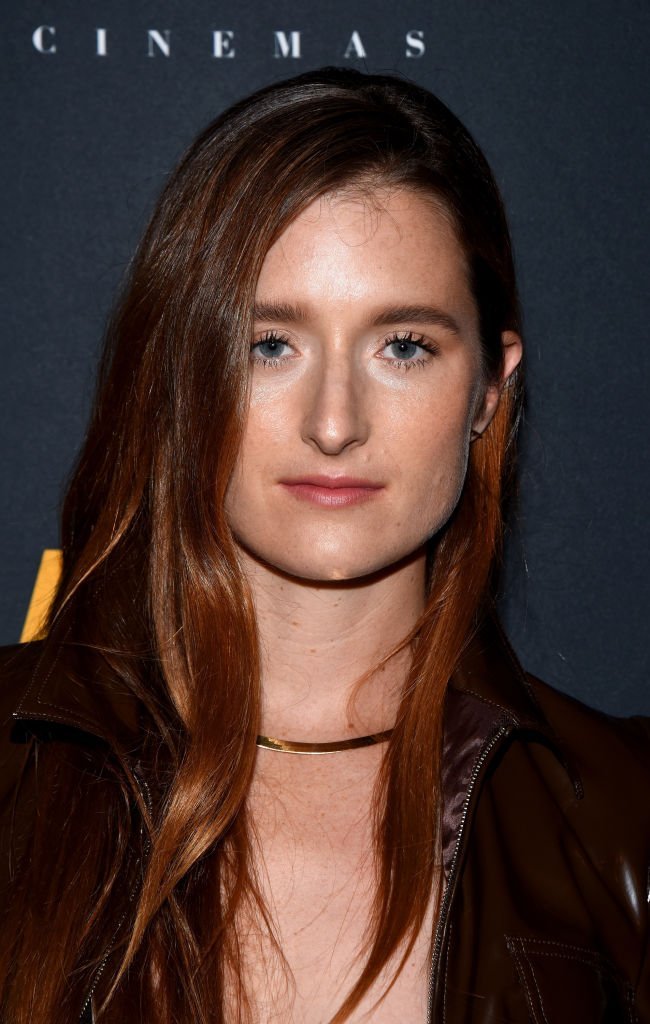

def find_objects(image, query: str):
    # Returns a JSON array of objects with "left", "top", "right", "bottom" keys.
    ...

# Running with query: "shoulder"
[
  {"left": 524, "top": 670, "right": 650, "bottom": 820},
  {"left": 0, "top": 643, "right": 45, "bottom": 902},
  {"left": 0, "top": 641, "right": 44, "bottom": 793},
  {"left": 526, "top": 670, "right": 650, "bottom": 767},
  {"left": 0, "top": 641, "right": 44, "bottom": 722}
]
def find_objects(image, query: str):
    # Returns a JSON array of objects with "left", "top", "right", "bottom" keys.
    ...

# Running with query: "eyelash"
[{"left": 250, "top": 330, "right": 439, "bottom": 371}]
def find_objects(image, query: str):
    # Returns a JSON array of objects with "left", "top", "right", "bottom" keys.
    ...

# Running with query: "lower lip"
[{"left": 280, "top": 484, "right": 383, "bottom": 507}]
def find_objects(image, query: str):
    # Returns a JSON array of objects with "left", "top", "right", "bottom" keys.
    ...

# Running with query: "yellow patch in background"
[{"left": 21, "top": 549, "right": 62, "bottom": 642}]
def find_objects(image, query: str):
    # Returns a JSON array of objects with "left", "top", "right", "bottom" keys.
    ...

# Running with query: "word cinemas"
[{"left": 31, "top": 26, "right": 426, "bottom": 61}]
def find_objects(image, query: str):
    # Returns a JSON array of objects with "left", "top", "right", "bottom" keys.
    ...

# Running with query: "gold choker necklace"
[{"left": 256, "top": 729, "right": 393, "bottom": 754}]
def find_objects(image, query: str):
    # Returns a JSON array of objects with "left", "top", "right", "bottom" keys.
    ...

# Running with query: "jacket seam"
[
  {"left": 506, "top": 937, "right": 548, "bottom": 1024},
  {"left": 506, "top": 934, "right": 638, "bottom": 1023},
  {"left": 505, "top": 934, "right": 622, "bottom": 978},
  {"left": 12, "top": 708, "right": 104, "bottom": 734},
  {"left": 518, "top": 940, "right": 550, "bottom": 1024},
  {"left": 456, "top": 687, "right": 514, "bottom": 715}
]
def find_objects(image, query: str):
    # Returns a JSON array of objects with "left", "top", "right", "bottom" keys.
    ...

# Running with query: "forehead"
[{"left": 255, "top": 187, "right": 474, "bottom": 320}]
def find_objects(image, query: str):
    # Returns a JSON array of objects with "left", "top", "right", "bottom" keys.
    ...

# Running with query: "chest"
[{"left": 238, "top": 755, "right": 438, "bottom": 1023}]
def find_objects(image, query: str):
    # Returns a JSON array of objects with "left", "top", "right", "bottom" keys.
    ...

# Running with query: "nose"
[{"left": 301, "top": 347, "right": 370, "bottom": 456}]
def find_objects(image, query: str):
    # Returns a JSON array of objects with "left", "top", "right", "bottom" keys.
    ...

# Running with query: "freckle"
[
  {"left": 309, "top": 648, "right": 317, "bottom": 654},
  {"left": 291, "top": 620, "right": 299, "bottom": 626}
]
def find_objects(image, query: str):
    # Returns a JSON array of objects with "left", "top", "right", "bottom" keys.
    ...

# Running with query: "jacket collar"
[
  {"left": 448, "top": 608, "right": 582, "bottom": 795},
  {"left": 450, "top": 609, "right": 556, "bottom": 735},
  {"left": 10, "top": 608, "right": 570, "bottom": 770},
  {"left": 10, "top": 634, "right": 142, "bottom": 754}
]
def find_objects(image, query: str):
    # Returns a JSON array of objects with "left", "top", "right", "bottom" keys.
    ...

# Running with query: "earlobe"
[
  {"left": 471, "top": 330, "right": 523, "bottom": 439},
  {"left": 470, "top": 383, "right": 500, "bottom": 439}
]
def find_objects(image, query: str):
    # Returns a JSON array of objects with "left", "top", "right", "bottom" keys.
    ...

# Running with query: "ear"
[{"left": 471, "top": 330, "right": 523, "bottom": 437}]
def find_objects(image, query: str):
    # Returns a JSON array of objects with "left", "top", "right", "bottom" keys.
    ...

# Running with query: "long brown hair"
[{"left": 0, "top": 67, "right": 523, "bottom": 1022}]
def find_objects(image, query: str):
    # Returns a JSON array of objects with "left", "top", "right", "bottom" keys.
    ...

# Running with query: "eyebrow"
[
  {"left": 371, "top": 304, "right": 461, "bottom": 335},
  {"left": 252, "top": 301, "right": 462, "bottom": 336},
  {"left": 253, "top": 301, "right": 308, "bottom": 323}
]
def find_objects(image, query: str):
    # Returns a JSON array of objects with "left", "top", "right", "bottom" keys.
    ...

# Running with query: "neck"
[{"left": 237, "top": 547, "right": 427, "bottom": 741}]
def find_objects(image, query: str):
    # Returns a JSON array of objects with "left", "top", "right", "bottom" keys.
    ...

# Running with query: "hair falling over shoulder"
[{"left": 0, "top": 67, "right": 523, "bottom": 1023}]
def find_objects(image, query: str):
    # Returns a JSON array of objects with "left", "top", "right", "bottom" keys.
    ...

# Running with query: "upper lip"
[{"left": 281, "top": 475, "right": 384, "bottom": 488}]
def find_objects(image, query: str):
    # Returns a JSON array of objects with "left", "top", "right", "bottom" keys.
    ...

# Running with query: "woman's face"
[{"left": 225, "top": 187, "right": 520, "bottom": 582}]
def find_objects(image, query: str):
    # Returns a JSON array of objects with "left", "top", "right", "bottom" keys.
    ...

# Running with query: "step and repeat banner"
[{"left": 1, "top": 1, "right": 648, "bottom": 713}]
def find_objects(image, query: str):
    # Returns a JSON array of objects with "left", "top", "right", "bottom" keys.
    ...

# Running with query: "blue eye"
[
  {"left": 250, "top": 332, "right": 291, "bottom": 367},
  {"left": 387, "top": 338, "right": 421, "bottom": 360},
  {"left": 384, "top": 332, "right": 439, "bottom": 370}
]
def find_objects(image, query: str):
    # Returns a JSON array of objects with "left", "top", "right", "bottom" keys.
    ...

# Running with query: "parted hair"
[{"left": 0, "top": 67, "right": 523, "bottom": 1023}]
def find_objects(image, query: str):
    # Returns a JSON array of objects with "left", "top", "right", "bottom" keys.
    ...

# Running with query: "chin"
[
  {"left": 235, "top": 539, "right": 379, "bottom": 582},
  {"left": 232, "top": 527, "right": 430, "bottom": 583},
  {"left": 277, "top": 556, "right": 380, "bottom": 583},
  {"left": 266, "top": 545, "right": 424, "bottom": 584}
]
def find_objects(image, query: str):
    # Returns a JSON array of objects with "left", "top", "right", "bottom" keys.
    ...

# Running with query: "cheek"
[
  {"left": 232, "top": 402, "right": 283, "bottom": 480},
  {"left": 416, "top": 434, "right": 470, "bottom": 518},
  {"left": 395, "top": 397, "right": 474, "bottom": 528},
  {"left": 223, "top": 402, "right": 282, "bottom": 522}
]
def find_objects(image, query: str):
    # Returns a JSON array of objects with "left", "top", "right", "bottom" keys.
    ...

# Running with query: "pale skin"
[{"left": 223, "top": 187, "right": 522, "bottom": 1022}]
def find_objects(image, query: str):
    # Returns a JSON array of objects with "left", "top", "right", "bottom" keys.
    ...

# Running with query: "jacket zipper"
[
  {"left": 425, "top": 720, "right": 511, "bottom": 1023},
  {"left": 79, "top": 765, "right": 153, "bottom": 1024}
]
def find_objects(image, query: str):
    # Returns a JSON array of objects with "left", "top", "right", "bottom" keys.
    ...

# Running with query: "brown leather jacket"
[{"left": 0, "top": 614, "right": 649, "bottom": 1023}]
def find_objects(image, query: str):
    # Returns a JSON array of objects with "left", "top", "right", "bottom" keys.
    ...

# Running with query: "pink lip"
[{"left": 280, "top": 476, "right": 384, "bottom": 507}]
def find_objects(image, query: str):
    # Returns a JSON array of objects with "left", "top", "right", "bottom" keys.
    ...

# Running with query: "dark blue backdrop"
[{"left": 1, "top": 0, "right": 648, "bottom": 713}]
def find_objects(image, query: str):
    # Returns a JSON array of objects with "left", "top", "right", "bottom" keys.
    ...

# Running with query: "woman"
[{"left": 0, "top": 66, "right": 648, "bottom": 1024}]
